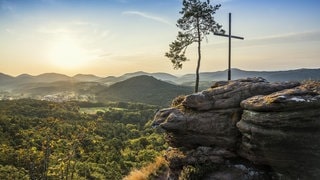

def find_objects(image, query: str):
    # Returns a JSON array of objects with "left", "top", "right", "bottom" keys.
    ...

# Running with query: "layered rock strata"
[
  {"left": 237, "top": 81, "right": 320, "bottom": 179},
  {"left": 153, "top": 77, "right": 314, "bottom": 179},
  {"left": 153, "top": 78, "right": 299, "bottom": 150}
]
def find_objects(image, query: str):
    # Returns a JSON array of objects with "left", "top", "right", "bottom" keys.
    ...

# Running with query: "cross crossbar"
[
  {"left": 214, "top": 33, "right": 244, "bottom": 40},
  {"left": 214, "top": 13, "right": 244, "bottom": 80}
]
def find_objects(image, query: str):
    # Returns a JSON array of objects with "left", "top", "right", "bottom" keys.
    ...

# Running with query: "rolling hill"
[
  {"left": 0, "top": 73, "right": 73, "bottom": 90},
  {"left": 2, "top": 68, "right": 319, "bottom": 90},
  {"left": 98, "top": 71, "right": 177, "bottom": 85},
  {"left": 0, "top": 73, "right": 14, "bottom": 81},
  {"left": 0, "top": 73, "right": 14, "bottom": 88},
  {"left": 73, "top": 74, "right": 102, "bottom": 82},
  {"left": 13, "top": 81, "right": 106, "bottom": 96},
  {"left": 1, "top": 68, "right": 319, "bottom": 105},
  {"left": 97, "top": 75, "right": 192, "bottom": 106},
  {"left": 176, "top": 68, "right": 320, "bottom": 83}
]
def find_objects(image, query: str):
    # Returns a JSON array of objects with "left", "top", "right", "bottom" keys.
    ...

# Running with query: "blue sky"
[{"left": 1, "top": 0, "right": 320, "bottom": 76}]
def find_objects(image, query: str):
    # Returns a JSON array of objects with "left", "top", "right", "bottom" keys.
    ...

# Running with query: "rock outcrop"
[
  {"left": 153, "top": 78, "right": 320, "bottom": 179},
  {"left": 154, "top": 107, "right": 242, "bottom": 150},
  {"left": 182, "top": 77, "right": 299, "bottom": 111},
  {"left": 237, "top": 81, "right": 320, "bottom": 179}
]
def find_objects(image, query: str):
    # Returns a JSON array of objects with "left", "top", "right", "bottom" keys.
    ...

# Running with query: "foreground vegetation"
[{"left": 0, "top": 99, "right": 167, "bottom": 179}]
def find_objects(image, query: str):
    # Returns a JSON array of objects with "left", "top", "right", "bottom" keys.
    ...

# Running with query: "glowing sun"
[{"left": 48, "top": 36, "right": 94, "bottom": 69}]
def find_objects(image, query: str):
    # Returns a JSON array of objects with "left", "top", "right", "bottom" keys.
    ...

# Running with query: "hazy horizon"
[
  {"left": 1, "top": 0, "right": 320, "bottom": 77},
  {"left": 2, "top": 67, "right": 320, "bottom": 78}
]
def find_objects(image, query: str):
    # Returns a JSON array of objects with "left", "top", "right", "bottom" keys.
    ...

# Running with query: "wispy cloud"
[
  {"left": 37, "top": 26, "right": 73, "bottom": 34},
  {"left": 71, "top": 21, "right": 95, "bottom": 26},
  {"left": 36, "top": 21, "right": 94, "bottom": 34},
  {"left": 122, "top": 11, "right": 172, "bottom": 26},
  {"left": 244, "top": 30, "right": 320, "bottom": 46},
  {"left": 209, "top": 30, "right": 320, "bottom": 49}
]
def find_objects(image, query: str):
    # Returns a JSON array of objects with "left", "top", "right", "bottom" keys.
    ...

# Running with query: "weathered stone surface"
[
  {"left": 166, "top": 147, "right": 273, "bottom": 180},
  {"left": 237, "top": 81, "right": 320, "bottom": 179},
  {"left": 153, "top": 107, "right": 242, "bottom": 149},
  {"left": 241, "top": 81, "right": 320, "bottom": 111},
  {"left": 165, "top": 147, "right": 233, "bottom": 169},
  {"left": 203, "top": 163, "right": 272, "bottom": 180},
  {"left": 153, "top": 78, "right": 300, "bottom": 150},
  {"left": 152, "top": 78, "right": 319, "bottom": 179},
  {"left": 182, "top": 77, "right": 299, "bottom": 111},
  {"left": 165, "top": 147, "right": 235, "bottom": 180}
]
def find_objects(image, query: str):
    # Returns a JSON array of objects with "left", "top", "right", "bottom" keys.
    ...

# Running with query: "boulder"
[
  {"left": 166, "top": 147, "right": 273, "bottom": 180},
  {"left": 153, "top": 107, "right": 242, "bottom": 150},
  {"left": 237, "top": 81, "right": 320, "bottom": 179},
  {"left": 153, "top": 77, "right": 300, "bottom": 150},
  {"left": 151, "top": 77, "right": 313, "bottom": 179},
  {"left": 182, "top": 77, "right": 299, "bottom": 111},
  {"left": 165, "top": 146, "right": 233, "bottom": 171}
]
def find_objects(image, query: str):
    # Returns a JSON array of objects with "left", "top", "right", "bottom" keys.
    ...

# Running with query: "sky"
[{"left": 0, "top": 0, "right": 320, "bottom": 77}]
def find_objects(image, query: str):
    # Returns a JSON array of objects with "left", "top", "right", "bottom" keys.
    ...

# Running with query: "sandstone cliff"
[{"left": 153, "top": 78, "right": 320, "bottom": 179}]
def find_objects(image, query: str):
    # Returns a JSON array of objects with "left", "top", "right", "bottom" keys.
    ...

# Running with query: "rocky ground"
[{"left": 153, "top": 78, "right": 320, "bottom": 179}]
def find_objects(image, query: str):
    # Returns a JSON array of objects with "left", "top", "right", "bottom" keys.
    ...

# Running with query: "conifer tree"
[{"left": 166, "top": 0, "right": 224, "bottom": 92}]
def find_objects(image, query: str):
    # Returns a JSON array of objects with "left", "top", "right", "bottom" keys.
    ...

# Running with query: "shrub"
[{"left": 124, "top": 156, "right": 168, "bottom": 180}]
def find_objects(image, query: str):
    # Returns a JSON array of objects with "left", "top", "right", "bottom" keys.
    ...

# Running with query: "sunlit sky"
[{"left": 1, "top": 0, "right": 320, "bottom": 76}]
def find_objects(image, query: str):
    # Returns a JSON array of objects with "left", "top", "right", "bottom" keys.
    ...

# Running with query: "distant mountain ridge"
[
  {"left": 98, "top": 71, "right": 177, "bottom": 85},
  {"left": 2, "top": 68, "right": 320, "bottom": 83},
  {"left": 73, "top": 74, "right": 101, "bottom": 82},
  {"left": 1, "top": 68, "right": 319, "bottom": 90},
  {"left": 1, "top": 68, "right": 319, "bottom": 106},
  {"left": 177, "top": 68, "right": 320, "bottom": 83},
  {"left": 0, "top": 73, "right": 14, "bottom": 82}
]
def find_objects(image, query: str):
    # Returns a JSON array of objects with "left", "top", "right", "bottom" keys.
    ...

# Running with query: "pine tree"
[{"left": 165, "top": 0, "right": 224, "bottom": 92}]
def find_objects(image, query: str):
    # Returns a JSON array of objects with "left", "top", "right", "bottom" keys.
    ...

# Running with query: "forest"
[{"left": 0, "top": 99, "right": 167, "bottom": 179}]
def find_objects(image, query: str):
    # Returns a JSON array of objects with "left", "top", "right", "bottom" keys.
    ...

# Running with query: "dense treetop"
[{"left": 0, "top": 99, "right": 167, "bottom": 179}]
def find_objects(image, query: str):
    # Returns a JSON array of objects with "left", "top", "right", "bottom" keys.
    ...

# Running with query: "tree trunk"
[{"left": 195, "top": 18, "right": 201, "bottom": 93}]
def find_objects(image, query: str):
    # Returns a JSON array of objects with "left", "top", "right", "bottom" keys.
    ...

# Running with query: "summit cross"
[{"left": 214, "top": 13, "right": 244, "bottom": 80}]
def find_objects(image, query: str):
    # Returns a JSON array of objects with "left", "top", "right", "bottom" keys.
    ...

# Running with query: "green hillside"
[
  {"left": 97, "top": 75, "right": 192, "bottom": 106},
  {"left": 98, "top": 71, "right": 177, "bottom": 85},
  {"left": 2, "top": 68, "right": 319, "bottom": 102},
  {"left": 13, "top": 81, "right": 105, "bottom": 96},
  {"left": 0, "top": 99, "right": 167, "bottom": 179}
]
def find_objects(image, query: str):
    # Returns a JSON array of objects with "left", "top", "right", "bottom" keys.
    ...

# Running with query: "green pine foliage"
[
  {"left": 165, "top": 0, "right": 224, "bottom": 92},
  {"left": 0, "top": 99, "right": 167, "bottom": 179}
]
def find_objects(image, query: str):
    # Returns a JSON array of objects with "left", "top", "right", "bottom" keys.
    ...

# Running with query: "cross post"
[{"left": 214, "top": 13, "right": 244, "bottom": 80}]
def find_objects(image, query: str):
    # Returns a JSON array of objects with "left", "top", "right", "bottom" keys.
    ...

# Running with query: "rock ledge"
[{"left": 153, "top": 78, "right": 320, "bottom": 179}]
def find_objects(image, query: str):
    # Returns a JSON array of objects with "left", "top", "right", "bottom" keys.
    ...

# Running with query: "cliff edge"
[{"left": 153, "top": 78, "right": 320, "bottom": 179}]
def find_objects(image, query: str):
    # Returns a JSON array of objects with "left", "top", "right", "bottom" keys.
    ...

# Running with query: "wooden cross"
[{"left": 214, "top": 13, "right": 244, "bottom": 80}]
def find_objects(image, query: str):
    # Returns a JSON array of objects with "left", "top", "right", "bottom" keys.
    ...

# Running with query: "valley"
[{"left": 1, "top": 68, "right": 319, "bottom": 106}]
